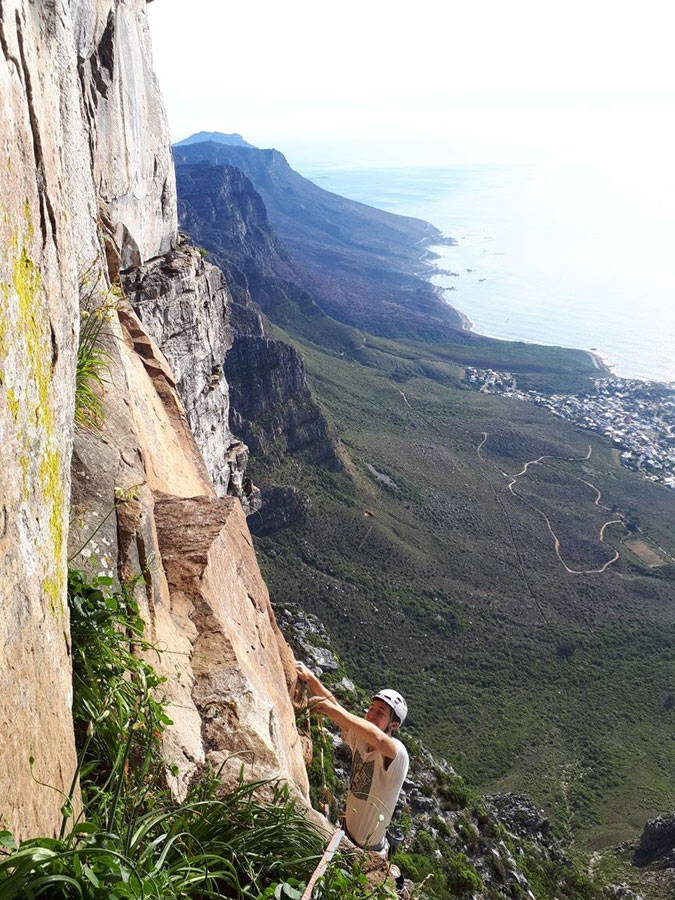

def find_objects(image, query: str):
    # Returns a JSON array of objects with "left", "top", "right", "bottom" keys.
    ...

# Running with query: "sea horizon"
[{"left": 295, "top": 160, "right": 675, "bottom": 387}]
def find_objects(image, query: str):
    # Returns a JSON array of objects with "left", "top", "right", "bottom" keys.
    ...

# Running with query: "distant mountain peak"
[{"left": 174, "top": 131, "right": 255, "bottom": 149}]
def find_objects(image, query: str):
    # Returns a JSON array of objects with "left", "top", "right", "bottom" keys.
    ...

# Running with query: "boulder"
[
  {"left": 634, "top": 813, "right": 675, "bottom": 868},
  {"left": 124, "top": 245, "right": 260, "bottom": 513}
]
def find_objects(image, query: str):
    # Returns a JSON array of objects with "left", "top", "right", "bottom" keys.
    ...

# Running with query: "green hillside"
[{"left": 252, "top": 323, "right": 675, "bottom": 850}]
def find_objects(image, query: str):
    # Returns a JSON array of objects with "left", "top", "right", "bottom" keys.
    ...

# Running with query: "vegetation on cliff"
[{"left": 0, "top": 571, "right": 394, "bottom": 899}]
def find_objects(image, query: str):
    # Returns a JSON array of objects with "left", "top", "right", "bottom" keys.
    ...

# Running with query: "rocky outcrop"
[
  {"left": 225, "top": 332, "right": 341, "bottom": 470},
  {"left": 633, "top": 814, "right": 675, "bottom": 868},
  {"left": 485, "top": 794, "right": 555, "bottom": 847},
  {"left": 75, "top": 1, "right": 177, "bottom": 267},
  {"left": 122, "top": 243, "right": 259, "bottom": 511},
  {"left": 154, "top": 494, "right": 309, "bottom": 797},
  {"left": 174, "top": 163, "right": 342, "bottom": 480}
]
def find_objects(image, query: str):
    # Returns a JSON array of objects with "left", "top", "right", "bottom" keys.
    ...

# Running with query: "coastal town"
[{"left": 464, "top": 368, "right": 675, "bottom": 489}]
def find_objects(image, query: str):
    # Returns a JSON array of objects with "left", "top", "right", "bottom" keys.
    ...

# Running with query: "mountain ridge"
[
  {"left": 174, "top": 130, "right": 255, "bottom": 148},
  {"left": 172, "top": 139, "right": 468, "bottom": 340}
]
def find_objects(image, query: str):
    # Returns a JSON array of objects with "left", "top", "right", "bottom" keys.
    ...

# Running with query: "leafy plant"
[
  {"left": 0, "top": 570, "right": 401, "bottom": 900},
  {"left": 66, "top": 568, "right": 169, "bottom": 833},
  {"left": 75, "top": 265, "right": 119, "bottom": 431}
]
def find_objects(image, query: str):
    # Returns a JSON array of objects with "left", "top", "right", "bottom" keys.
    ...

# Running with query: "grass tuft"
[
  {"left": 0, "top": 569, "right": 396, "bottom": 899},
  {"left": 74, "top": 265, "right": 118, "bottom": 432}
]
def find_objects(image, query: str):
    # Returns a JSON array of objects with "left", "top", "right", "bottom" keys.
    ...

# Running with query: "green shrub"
[
  {"left": 445, "top": 851, "right": 483, "bottom": 895},
  {"left": 75, "top": 268, "right": 118, "bottom": 431},
  {"left": 67, "top": 568, "right": 169, "bottom": 829},
  {"left": 0, "top": 570, "right": 406, "bottom": 900},
  {"left": 436, "top": 773, "right": 475, "bottom": 810}
]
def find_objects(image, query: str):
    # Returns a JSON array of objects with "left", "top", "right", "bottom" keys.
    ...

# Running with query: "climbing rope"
[
  {"left": 294, "top": 671, "right": 334, "bottom": 820},
  {"left": 292, "top": 672, "right": 345, "bottom": 897},
  {"left": 300, "top": 827, "right": 345, "bottom": 900}
]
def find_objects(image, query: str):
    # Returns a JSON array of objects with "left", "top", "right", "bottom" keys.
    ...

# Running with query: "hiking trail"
[{"left": 478, "top": 432, "right": 624, "bottom": 575}]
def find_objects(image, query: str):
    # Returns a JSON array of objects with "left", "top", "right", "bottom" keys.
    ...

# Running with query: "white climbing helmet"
[{"left": 372, "top": 689, "right": 408, "bottom": 726}]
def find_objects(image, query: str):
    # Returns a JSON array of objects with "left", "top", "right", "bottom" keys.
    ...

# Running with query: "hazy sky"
[{"left": 148, "top": 0, "right": 675, "bottom": 167}]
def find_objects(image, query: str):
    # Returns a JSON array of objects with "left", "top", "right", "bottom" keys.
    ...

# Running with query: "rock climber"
[{"left": 295, "top": 661, "right": 409, "bottom": 856}]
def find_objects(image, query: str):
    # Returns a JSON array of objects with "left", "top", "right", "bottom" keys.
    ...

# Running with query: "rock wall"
[
  {"left": 74, "top": 0, "right": 176, "bottom": 267},
  {"left": 71, "top": 305, "right": 309, "bottom": 802},
  {"left": 122, "top": 242, "right": 258, "bottom": 510},
  {"left": 154, "top": 494, "right": 309, "bottom": 795},
  {"left": 225, "top": 330, "right": 340, "bottom": 470},
  {"left": 1, "top": 0, "right": 99, "bottom": 840},
  {"left": 174, "top": 162, "right": 342, "bottom": 475},
  {"left": 1, "top": 0, "right": 308, "bottom": 838}
]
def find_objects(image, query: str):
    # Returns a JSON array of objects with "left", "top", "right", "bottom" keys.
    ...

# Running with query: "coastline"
[{"left": 420, "top": 237, "right": 616, "bottom": 376}]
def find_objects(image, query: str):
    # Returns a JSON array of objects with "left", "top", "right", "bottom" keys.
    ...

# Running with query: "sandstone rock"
[
  {"left": 74, "top": 0, "right": 177, "bottom": 266},
  {"left": 2, "top": 0, "right": 312, "bottom": 841},
  {"left": 123, "top": 245, "right": 259, "bottom": 511},
  {"left": 154, "top": 494, "right": 310, "bottom": 800},
  {"left": 0, "top": 0, "right": 184, "bottom": 839},
  {"left": 70, "top": 305, "right": 309, "bottom": 803},
  {"left": 70, "top": 299, "right": 215, "bottom": 797},
  {"left": 0, "top": 0, "right": 102, "bottom": 839},
  {"left": 117, "top": 304, "right": 214, "bottom": 497}
]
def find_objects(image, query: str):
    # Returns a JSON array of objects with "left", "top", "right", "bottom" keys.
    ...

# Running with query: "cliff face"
[
  {"left": 0, "top": 0, "right": 174, "bottom": 839},
  {"left": 174, "top": 162, "right": 342, "bottom": 474},
  {"left": 72, "top": 303, "right": 309, "bottom": 801},
  {"left": 224, "top": 331, "right": 339, "bottom": 469},
  {"left": 173, "top": 141, "right": 464, "bottom": 340},
  {"left": 75, "top": 0, "right": 177, "bottom": 267},
  {"left": 176, "top": 162, "right": 297, "bottom": 284},
  {"left": 1, "top": 0, "right": 309, "bottom": 839},
  {"left": 121, "top": 243, "right": 259, "bottom": 510}
]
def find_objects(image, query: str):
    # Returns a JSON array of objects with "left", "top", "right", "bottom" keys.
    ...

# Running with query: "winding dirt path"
[
  {"left": 478, "top": 434, "right": 624, "bottom": 575},
  {"left": 580, "top": 479, "right": 612, "bottom": 511}
]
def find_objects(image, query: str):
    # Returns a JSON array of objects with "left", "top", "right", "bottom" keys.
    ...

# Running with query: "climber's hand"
[
  {"left": 307, "top": 695, "right": 331, "bottom": 715},
  {"left": 295, "top": 661, "right": 316, "bottom": 685}
]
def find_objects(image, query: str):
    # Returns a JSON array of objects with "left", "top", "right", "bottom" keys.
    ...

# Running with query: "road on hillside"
[{"left": 477, "top": 433, "right": 624, "bottom": 575}]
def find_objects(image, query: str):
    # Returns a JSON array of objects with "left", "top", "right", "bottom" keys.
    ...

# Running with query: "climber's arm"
[
  {"left": 295, "top": 661, "right": 339, "bottom": 705},
  {"left": 307, "top": 696, "right": 397, "bottom": 760}
]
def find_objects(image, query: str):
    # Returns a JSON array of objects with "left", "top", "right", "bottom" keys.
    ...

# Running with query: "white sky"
[{"left": 148, "top": 0, "right": 675, "bottom": 167}]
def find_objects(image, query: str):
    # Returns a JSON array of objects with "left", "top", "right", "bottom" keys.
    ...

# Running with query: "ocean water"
[{"left": 298, "top": 162, "right": 675, "bottom": 384}]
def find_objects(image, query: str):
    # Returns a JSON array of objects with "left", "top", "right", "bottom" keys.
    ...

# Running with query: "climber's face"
[{"left": 366, "top": 698, "right": 397, "bottom": 734}]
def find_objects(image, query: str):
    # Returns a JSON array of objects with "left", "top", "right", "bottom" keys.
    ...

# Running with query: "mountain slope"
[
  {"left": 173, "top": 140, "right": 466, "bottom": 339},
  {"left": 255, "top": 326, "right": 675, "bottom": 848},
  {"left": 173, "top": 143, "right": 675, "bottom": 850}
]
